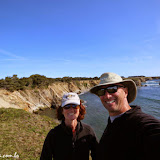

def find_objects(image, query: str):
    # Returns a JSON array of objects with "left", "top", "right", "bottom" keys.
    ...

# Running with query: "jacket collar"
[
  {"left": 61, "top": 120, "right": 83, "bottom": 135},
  {"left": 108, "top": 105, "right": 140, "bottom": 124}
]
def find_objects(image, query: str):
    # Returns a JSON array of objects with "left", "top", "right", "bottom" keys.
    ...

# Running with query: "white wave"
[{"left": 144, "top": 80, "right": 160, "bottom": 87}]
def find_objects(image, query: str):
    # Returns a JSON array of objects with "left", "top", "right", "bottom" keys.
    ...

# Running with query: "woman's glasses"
[
  {"left": 97, "top": 85, "right": 125, "bottom": 96},
  {"left": 63, "top": 104, "right": 80, "bottom": 110}
]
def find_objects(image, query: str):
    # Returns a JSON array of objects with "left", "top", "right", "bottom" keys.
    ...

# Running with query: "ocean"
[{"left": 39, "top": 79, "right": 160, "bottom": 140}]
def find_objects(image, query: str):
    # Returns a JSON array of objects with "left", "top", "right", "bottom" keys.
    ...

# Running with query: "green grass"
[{"left": 0, "top": 108, "right": 58, "bottom": 160}]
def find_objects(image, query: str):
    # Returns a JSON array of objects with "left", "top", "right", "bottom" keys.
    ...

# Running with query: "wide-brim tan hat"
[{"left": 90, "top": 72, "right": 137, "bottom": 103}]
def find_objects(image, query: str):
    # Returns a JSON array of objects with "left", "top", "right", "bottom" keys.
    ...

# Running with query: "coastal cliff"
[
  {"left": 0, "top": 80, "right": 99, "bottom": 113},
  {"left": 0, "top": 76, "right": 159, "bottom": 113}
]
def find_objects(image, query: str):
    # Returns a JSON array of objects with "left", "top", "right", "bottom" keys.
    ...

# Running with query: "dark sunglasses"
[
  {"left": 97, "top": 85, "right": 125, "bottom": 96},
  {"left": 63, "top": 104, "right": 80, "bottom": 110}
]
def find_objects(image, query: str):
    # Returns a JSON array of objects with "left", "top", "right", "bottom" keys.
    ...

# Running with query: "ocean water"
[{"left": 80, "top": 79, "right": 160, "bottom": 139}]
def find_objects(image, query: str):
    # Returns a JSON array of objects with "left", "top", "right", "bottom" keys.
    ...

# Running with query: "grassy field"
[{"left": 0, "top": 108, "right": 58, "bottom": 160}]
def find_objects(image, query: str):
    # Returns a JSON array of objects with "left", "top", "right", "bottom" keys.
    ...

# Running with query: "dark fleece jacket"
[
  {"left": 40, "top": 121, "right": 98, "bottom": 160},
  {"left": 97, "top": 106, "right": 160, "bottom": 160}
]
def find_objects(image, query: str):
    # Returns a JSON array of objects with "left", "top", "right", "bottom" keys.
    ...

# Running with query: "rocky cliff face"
[
  {"left": 0, "top": 77, "right": 156, "bottom": 113},
  {"left": 0, "top": 80, "right": 99, "bottom": 113}
]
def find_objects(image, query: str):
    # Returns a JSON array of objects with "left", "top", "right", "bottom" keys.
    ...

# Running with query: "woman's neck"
[{"left": 65, "top": 119, "right": 78, "bottom": 130}]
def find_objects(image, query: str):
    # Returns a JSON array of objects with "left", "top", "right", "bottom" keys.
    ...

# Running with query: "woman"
[{"left": 40, "top": 92, "right": 98, "bottom": 160}]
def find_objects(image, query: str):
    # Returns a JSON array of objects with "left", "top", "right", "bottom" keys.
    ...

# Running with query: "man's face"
[{"left": 99, "top": 83, "right": 128, "bottom": 116}]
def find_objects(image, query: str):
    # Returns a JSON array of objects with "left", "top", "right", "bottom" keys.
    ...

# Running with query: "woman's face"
[{"left": 62, "top": 104, "right": 80, "bottom": 121}]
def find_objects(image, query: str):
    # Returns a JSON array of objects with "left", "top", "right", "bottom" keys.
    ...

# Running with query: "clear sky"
[{"left": 0, "top": 0, "right": 160, "bottom": 79}]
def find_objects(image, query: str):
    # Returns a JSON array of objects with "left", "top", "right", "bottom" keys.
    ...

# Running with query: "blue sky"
[{"left": 0, "top": 0, "right": 160, "bottom": 79}]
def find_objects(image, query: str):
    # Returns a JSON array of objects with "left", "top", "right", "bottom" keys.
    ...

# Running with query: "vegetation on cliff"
[
  {"left": 0, "top": 108, "right": 58, "bottom": 160},
  {"left": 0, "top": 74, "right": 159, "bottom": 92},
  {"left": 0, "top": 74, "right": 99, "bottom": 92}
]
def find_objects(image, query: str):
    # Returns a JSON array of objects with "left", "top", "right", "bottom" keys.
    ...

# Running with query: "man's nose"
[{"left": 104, "top": 90, "right": 112, "bottom": 99}]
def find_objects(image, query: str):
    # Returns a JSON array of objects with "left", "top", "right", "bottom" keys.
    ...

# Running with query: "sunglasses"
[
  {"left": 97, "top": 85, "right": 125, "bottom": 96},
  {"left": 63, "top": 104, "right": 80, "bottom": 110}
]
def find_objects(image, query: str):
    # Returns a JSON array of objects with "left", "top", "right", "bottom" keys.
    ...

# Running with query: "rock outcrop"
[{"left": 0, "top": 80, "right": 99, "bottom": 113}]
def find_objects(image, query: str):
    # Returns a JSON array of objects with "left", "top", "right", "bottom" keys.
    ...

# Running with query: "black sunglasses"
[
  {"left": 97, "top": 85, "right": 125, "bottom": 96},
  {"left": 63, "top": 104, "right": 80, "bottom": 110}
]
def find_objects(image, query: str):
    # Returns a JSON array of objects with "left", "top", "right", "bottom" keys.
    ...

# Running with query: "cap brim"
[{"left": 61, "top": 100, "right": 80, "bottom": 107}]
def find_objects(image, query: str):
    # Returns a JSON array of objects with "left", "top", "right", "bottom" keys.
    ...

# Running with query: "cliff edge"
[{"left": 0, "top": 80, "right": 99, "bottom": 113}]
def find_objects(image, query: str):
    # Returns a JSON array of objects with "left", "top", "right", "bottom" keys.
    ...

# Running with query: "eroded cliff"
[
  {"left": 0, "top": 76, "right": 157, "bottom": 113},
  {"left": 0, "top": 80, "right": 99, "bottom": 113}
]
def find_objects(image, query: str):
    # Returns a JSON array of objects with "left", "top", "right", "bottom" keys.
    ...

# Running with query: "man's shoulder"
[{"left": 126, "top": 105, "right": 160, "bottom": 126}]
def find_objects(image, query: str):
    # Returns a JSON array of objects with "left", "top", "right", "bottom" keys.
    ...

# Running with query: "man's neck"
[
  {"left": 109, "top": 104, "right": 131, "bottom": 116},
  {"left": 110, "top": 112, "right": 125, "bottom": 123}
]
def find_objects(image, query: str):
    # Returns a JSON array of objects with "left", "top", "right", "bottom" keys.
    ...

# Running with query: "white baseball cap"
[{"left": 61, "top": 92, "right": 80, "bottom": 107}]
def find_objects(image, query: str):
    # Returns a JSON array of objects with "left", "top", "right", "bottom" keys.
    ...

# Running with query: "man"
[{"left": 90, "top": 72, "right": 160, "bottom": 160}]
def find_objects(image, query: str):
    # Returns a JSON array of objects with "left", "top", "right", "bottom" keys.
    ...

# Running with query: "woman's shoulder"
[
  {"left": 81, "top": 122, "right": 95, "bottom": 133},
  {"left": 81, "top": 122, "right": 91, "bottom": 128},
  {"left": 47, "top": 124, "right": 62, "bottom": 135},
  {"left": 79, "top": 122, "right": 98, "bottom": 140}
]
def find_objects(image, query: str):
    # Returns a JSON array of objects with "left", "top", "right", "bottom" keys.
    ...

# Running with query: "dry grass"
[{"left": 0, "top": 108, "right": 57, "bottom": 160}]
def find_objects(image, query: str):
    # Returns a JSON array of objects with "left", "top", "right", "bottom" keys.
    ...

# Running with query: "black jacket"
[
  {"left": 97, "top": 106, "right": 160, "bottom": 160},
  {"left": 40, "top": 121, "right": 98, "bottom": 160}
]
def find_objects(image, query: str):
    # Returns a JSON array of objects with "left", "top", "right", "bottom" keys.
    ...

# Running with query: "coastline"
[{"left": 0, "top": 77, "right": 159, "bottom": 113}]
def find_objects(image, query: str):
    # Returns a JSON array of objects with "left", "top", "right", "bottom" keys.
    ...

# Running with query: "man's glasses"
[
  {"left": 63, "top": 104, "right": 80, "bottom": 110},
  {"left": 97, "top": 85, "right": 125, "bottom": 96}
]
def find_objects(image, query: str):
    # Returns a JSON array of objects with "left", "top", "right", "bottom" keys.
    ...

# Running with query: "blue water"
[{"left": 80, "top": 79, "right": 160, "bottom": 139}]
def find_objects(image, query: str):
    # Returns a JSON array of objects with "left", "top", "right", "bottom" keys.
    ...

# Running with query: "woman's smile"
[{"left": 63, "top": 107, "right": 80, "bottom": 121}]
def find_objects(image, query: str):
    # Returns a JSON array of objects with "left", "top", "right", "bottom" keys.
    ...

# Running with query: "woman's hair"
[{"left": 56, "top": 101, "right": 86, "bottom": 121}]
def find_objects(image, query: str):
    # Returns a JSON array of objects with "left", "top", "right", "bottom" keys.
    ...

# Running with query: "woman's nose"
[{"left": 69, "top": 107, "right": 74, "bottom": 111}]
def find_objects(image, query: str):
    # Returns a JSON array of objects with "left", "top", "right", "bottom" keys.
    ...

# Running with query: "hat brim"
[
  {"left": 90, "top": 79, "right": 137, "bottom": 103},
  {"left": 61, "top": 100, "right": 80, "bottom": 107}
]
